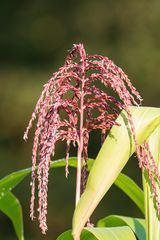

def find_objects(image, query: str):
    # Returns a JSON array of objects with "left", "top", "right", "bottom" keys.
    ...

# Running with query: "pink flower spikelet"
[{"left": 24, "top": 43, "right": 159, "bottom": 234}]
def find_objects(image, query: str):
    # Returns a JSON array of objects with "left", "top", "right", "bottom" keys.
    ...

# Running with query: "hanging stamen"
[{"left": 24, "top": 43, "right": 143, "bottom": 233}]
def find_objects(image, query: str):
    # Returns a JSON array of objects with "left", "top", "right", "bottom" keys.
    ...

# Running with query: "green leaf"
[
  {"left": 114, "top": 173, "right": 144, "bottom": 214},
  {"left": 97, "top": 215, "right": 146, "bottom": 240},
  {"left": 0, "top": 158, "right": 72, "bottom": 196},
  {"left": 0, "top": 168, "right": 31, "bottom": 196},
  {"left": 52, "top": 159, "right": 145, "bottom": 216},
  {"left": 143, "top": 125, "right": 160, "bottom": 240},
  {"left": 57, "top": 227, "right": 136, "bottom": 240},
  {"left": 0, "top": 157, "right": 93, "bottom": 240},
  {"left": 0, "top": 157, "right": 144, "bottom": 237},
  {"left": 0, "top": 157, "right": 143, "bottom": 215},
  {"left": 0, "top": 156, "right": 144, "bottom": 240},
  {"left": 0, "top": 192, "right": 24, "bottom": 240},
  {"left": 0, "top": 157, "right": 95, "bottom": 199},
  {"left": 57, "top": 229, "right": 95, "bottom": 240},
  {"left": 72, "top": 106, "right": 160, "bottom": 239}
]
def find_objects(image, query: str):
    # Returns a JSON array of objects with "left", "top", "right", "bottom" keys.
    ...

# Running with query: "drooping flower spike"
[{"left": 24, "top": 44, "right": 159, "bottom": 234}]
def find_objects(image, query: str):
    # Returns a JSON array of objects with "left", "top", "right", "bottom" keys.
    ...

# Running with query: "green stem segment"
[
  {"left": 75, "top": 76, "right": 85, "bottom": 207},
  {"left": 75, "top": 74, "right": 85, "bottom": 240}
]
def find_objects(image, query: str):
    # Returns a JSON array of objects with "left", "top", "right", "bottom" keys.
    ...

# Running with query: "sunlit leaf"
[
  {"left": 0, "top": 156, "right": 144, "bottom": 240},
  {"left": 0, "top": 157, "right": 77, "bottom": 196},
  {"left": 72, "top": 106, "right": 160, "bottom": 239},
  {"left": 0, "top": 157, "right": 143, "bottom": 216},
  {"left": 97, "top": 215, "right": 145, "bottom": 240},
  {"left": 143, "top": 125, "right": 160, "bottom": 240},
  {"left": 56, "top": 226, "right": 136, "bottom": 240},
  {"left": 0, "top": 192, "right": 24, "bottom": 240},
  {"left": 0, "top": 168, "right": 31, "bottom": 197},
  {"left": 114, "top": 173, "right": 144, "bottom": 214}
]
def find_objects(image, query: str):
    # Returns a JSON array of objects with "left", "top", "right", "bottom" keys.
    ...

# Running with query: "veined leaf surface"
[
  {"left": 97, "top": 215, "right": 145, "bottom": 240},
  {"left": 72, "top": 106, "right": 160, "bottom": 239},
  {"left": 57, "top": 226, "right": 136, "bottom": 240}
]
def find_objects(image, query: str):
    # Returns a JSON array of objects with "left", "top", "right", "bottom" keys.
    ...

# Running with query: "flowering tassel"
[{"left": 24, "top": 43, "right": 144, "bottom": 233}]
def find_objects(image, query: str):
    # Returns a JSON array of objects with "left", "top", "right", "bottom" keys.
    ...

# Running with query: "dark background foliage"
[{"left": 0, "top": 0, "right": 160, "bottom": 239}]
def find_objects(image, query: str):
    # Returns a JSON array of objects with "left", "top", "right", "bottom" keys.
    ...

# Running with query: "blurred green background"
[{"left": 0, "top": 0, "right": 160, "bottom": 239}]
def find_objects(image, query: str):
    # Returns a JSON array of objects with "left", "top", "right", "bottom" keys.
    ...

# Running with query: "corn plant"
[{"left": 0, "top": 44, "right": 159, "bottom": 240}]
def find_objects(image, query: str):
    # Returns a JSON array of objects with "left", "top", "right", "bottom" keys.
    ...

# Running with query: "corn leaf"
[
  {"left": 56, "top": 226, "right": 136, "bottom": 240},
  {"left": 0, "top": 158, "right": 143, "bottom": 214},
  {"left": 0, "top": 158, "right": 77, "bottom": 196},
  {"left": 97, "top": 215, "right": 145, "bottom": 240},
  {"left": 72, "top": 106, "right": 160, "bottom": 239},
  {"left": 0, "top": 192, "right": 24, "bottom": 240},
  {"left": 143, "top": 125, "right": 160, "bottom": 240},
  {"left": 114, "top": 173, "right": 144, "bottom": 214},
  {"left": 0, "top": 157, "right": 144, "bottom": 240}
]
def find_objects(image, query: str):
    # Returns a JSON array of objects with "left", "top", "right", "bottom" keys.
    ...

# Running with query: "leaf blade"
[
  {"left": 143, "top": 125, "right": 160, "bottom": 240},
  {"left": 72, "top": 106, "right": 160, "bottom": 239},
  {"left": 97, "top": 215, "right": 146, "bottom": 240},
  {"left": 114, "top": 173, "right": 144, "bottom": 214},
  {"left": 0, "top": 192, "right": 24, "bottom": 240},
  {"left": 56, "top": 227, "right": 136, "bottom": 240}
]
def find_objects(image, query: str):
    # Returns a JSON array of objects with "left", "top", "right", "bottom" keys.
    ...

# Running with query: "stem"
[
  {"left": 76, "top": 145, "right": 82, "bottom": 206},
  {"left": 74, "top": 236, "right": 80, "bottom": 240},
  {"left": 75, "top": 77, "right": 85, "bottom": 206}
]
